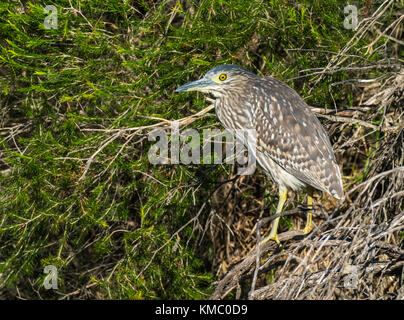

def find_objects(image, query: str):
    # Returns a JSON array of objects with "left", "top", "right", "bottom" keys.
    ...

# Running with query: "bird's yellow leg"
[
  {"left": 262, "top": 188, "right": 287, "bottom": 245},
  {"left": 301, "top": 195, "right": 313, "bottom": 234}
]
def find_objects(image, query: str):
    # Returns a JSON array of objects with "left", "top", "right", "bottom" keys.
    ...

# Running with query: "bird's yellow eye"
[{"left": 218, "top": 73, "right": 227, "bottom": 81}]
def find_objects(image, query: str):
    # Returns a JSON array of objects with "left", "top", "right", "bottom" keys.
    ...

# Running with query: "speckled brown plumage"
[{"left": 176, "top": 64, "right": 344, "bottom": 200}]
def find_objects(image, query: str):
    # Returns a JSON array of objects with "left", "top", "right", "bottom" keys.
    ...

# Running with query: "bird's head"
[{"left": 175, "top": 64, "right": 255, "bottom": 98}]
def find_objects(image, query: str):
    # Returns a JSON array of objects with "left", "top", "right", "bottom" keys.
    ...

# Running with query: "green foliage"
[{"left": 0, "top": 0, "right": 396, "bottom": 299}]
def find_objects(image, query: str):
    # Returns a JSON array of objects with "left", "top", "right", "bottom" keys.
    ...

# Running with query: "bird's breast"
[{"left": 215, "top": 96, "right": 254, "bottom": 131}]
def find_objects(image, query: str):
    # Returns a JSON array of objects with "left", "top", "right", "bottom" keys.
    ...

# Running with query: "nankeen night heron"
[{"left": 176, "top": 64, "right": 343, "bottom": 244}]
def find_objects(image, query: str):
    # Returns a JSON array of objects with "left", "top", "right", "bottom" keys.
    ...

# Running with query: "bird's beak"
[{"left": 175, "top": 78, "right": 216, "bottom": 93}]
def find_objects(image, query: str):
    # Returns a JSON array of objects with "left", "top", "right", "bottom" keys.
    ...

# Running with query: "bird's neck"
[{"left": 214, "top": 94, "right": 253, "bottom": 131}]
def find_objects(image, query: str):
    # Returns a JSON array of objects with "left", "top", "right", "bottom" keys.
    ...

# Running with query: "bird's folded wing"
[{"left": 252, "top": 80, "right": 343, "bottom": 198}]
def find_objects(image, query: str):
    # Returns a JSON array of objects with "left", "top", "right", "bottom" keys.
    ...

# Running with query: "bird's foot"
[
  {"left": 260, "top": 233, "right": 280, "bottom": 246},
  {"left": 258, "top": 233, "right": 287, "bottom": 256},
  {"left": 299, "top": 223, "right": 312, "bottom": 235},
  {"left": 298, "top": 211, "right": 312, "bottom": 235}
]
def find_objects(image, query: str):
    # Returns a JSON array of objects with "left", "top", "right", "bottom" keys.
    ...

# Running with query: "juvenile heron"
[{"left": 176, "top": 64, "right": 343, "bottom": 243}]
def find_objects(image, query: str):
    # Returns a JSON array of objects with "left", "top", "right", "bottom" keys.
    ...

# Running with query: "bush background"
[{"left": 0, "top": 0, "right": 402, "bottom": 299}]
